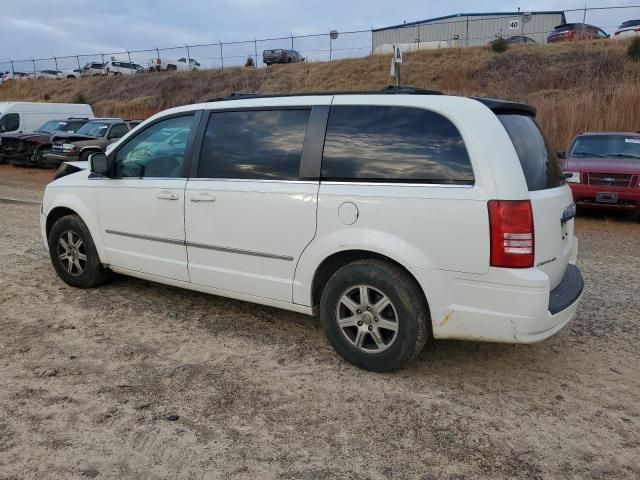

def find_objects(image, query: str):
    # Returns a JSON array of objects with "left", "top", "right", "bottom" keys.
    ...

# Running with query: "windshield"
[
  {"left": 570, "top": 135, "right": 640, "bottom": 160},
  {"left": 621, "top": 20, "right": 640, "bottom": 28},
  {"left": 77, "top": 122, "right": 110, "bottom": 137},
  {"left": 37, "top": 120, "right": 68, "bottom": 133}
]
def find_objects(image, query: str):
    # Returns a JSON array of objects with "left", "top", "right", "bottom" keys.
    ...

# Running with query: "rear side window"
[
  {"left": 498, "top": 115, "right": 563, "bottom": 191},
  {"left": 321, "top": 106, "right": 473, "bottom": 184},
  {"left": 198, "top": 109, "right": 310, "bottom": 180}
]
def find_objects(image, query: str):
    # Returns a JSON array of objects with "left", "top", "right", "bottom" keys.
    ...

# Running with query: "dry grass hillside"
[{"left": 1, "top": 39, "right": 639, "bottom": 150}]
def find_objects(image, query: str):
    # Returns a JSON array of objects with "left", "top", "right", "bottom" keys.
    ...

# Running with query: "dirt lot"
[{"left": 1, "top": 165, "right": 639, "bottom": 479}]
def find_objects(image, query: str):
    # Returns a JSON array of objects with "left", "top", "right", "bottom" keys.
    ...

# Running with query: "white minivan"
[
  {"left": 0, "top": 102, "right": 94, "bottom": 134},
  {"left": 40, "top": 87, "right": 583, "bottom": 371}
]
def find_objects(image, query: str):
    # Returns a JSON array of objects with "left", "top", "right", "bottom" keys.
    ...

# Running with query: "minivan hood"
[{"left": 566, "top": 156, "right": 640, "bottom": 174}]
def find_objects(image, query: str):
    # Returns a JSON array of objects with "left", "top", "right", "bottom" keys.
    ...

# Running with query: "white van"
[
  {"left": 40, "top": 87, "right": 583, "bottom": 372},
  {"left": 0, "top": 102, "right": 94, "bottom": 134}
]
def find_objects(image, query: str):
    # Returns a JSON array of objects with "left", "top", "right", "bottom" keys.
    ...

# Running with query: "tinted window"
[
  {"left": 114, "top": 115, "right": 194, "bottom": 178},
  {"left": 321, "top": 106, "right": 473, "bottom": 184},
  {"left": 0, "top": 113, "right": 20, "bottom": 132},
  {"left": 66, "top": 121, "right": 86, "bottom": 132},
  {"left": 109, "top": 124, "right": 129, "bottom": 139},
  {"left": 198, "top": 109, "right": 310, "bottom": 180},
  {"left": 621, "top": 20, "right": 640, "bottom": 28},
  {"left": 498, "top": 115, "right": 563, "bottom": 191}
]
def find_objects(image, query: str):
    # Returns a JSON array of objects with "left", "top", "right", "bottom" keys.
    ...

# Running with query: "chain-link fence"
[{"left": 1, "top": 5, "right": 639, "bottom": 77}]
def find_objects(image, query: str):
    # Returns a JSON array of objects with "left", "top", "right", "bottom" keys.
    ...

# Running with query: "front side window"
[
  {"left": 321, "top": 106, "right": 473, "bottom": 184},
  {"left": 0, "top": 113, "right": 20, "bottom": 132},
  {"left": 108, "top": 124, "right": 128, "bottom": 139},
  {"left": 198, "top": 109, "right": 310, "bottom": 180},
  {"left": 114, "top": 115, "right": 194, "bottom": 178}
]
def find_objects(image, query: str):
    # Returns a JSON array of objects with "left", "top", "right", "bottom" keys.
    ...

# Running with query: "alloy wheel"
[{"left": 336, "top": 284, "right": 399, "bottom": 353}]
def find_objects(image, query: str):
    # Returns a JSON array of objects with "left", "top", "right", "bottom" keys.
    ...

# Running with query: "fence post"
[
  {"left": 329, "top": 33, "right": 332, "bottom": 61},
  {"left": 53, "top": 55, "right": 58, "bottom": 72},
  {"left": 254, "top": 39, "right": 258, "bottom": 66},
  {"left": 219, "top": 42, "right": 224, "bottom": 69},
  {"left": 155, "top": 47, "right": 160, "bottom": 60},
  {"left": 10, "top": 60, "right": 15, "bottom": 75},
  {"left": 127, "top": 50, "right": 132, "bottom": 67},
  {"left": 581, "top": 5, "right": 587, "bottom": 41},
  {"left": 101, "top": 53, "right": 105, "bottom": 65},
  {"left": 185, "top": 44, "right": 191, "bottom": 70},
  {"left": 32, "top": 58, "right": 36, "bottom": 74},
  {"left": 291, "top": 33, "right": 294, "bottom": 50},
  {"left": 76, "top": 55, "right": 81, "bottom": 70},
  {"left": 466, "top": 17, "right": 469, "bottom": 47}
]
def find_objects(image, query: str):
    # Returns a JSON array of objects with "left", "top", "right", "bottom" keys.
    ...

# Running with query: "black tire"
[
  {"left": 48, "top": 215, "right": 109, "bottom": 288},
  {"left": 320, "top": 259, "right": 429, "bottom": 372}
]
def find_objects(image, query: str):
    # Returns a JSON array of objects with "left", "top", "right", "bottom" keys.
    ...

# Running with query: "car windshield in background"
[
  {"left": 37, "top": 120, "right": 82, "bottom": 133},
  {"left": 77, "top": 122, "right": 110, "bottom": 137},
  {"left": 620, "top": 20, "right": 640, "bottom": 28},
  {"left": 498, "top": 114, "right": 563, "bottom": 191},
  {"left": 570, "top": 135, "right": 640, "bottom": 160},
  {"left": 37, "top": 120, "right": 68, "bottom": 133}
]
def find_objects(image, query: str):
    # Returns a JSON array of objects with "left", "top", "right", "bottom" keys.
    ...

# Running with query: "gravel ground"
[{"left": 1, "top": 166, "right": 639, "bottom": 479}]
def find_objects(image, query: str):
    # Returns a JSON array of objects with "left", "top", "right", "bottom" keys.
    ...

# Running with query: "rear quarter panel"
[{"left": 293, "top": 95, "right": 526, "bottom": 307}]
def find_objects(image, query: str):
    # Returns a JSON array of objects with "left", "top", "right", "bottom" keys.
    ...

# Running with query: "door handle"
[
  {"left": 156, "top": 192, "right": 179, "bottom": 200},
  {"left": 190, "top": 193, "right": 216, "bottom": 203}
]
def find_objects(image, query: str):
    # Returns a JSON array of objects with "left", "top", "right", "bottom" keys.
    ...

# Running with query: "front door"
[
  {"left": 185, "top": 108, "right": 318, "bottom": 302},
  {"left": 97, "top": 113, "right": 197, "bottom": 282}
]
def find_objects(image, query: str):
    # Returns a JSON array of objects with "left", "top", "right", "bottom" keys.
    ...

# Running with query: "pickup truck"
[
  {"left": 561, "top": 131, "right": 640, "bottom": 220},
  {"left": 148, "top": 57, "right": 201, "bottom": 72},
  {"left": 262, "top": 49, "right": 304, "bottom": 66}
]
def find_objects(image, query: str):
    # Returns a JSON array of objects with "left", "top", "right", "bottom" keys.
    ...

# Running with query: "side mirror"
[
  {"left": 557, "top": 151, "right": 566, "bottom": 159},
  {"left": 89, "top": 152, "right": 109, "bottom": 176}
]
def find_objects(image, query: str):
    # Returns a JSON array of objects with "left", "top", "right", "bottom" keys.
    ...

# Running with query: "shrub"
[
  {"left": 43, "top": 93, "right": 50, "bottom": 101},
  {"left": 491, "top": 37, "right": 509, "bottom": 54},
  {"left": 628, "top": 37, "right": 640, "bottom": 61},
  {"left": 245, "top": 56, "right": 255, "bottom": 67},
  {"left": 72, "top": 92, "right": 87, "bottom": 104}
]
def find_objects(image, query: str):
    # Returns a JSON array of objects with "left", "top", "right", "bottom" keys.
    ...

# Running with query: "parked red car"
[
  {"left": 561, "top": 132, "right": 640, "bottom": 219},
  {"left": 547, "top": 23, "right": 609, "bottom": 43}
]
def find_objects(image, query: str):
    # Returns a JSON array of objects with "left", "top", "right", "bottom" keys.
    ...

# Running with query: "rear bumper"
[
  {"left": 569, "top": 183, "right": 640, "bottom": 212},
  {"left": 419, "top": 237, "right": 583, "bottom": 343}
]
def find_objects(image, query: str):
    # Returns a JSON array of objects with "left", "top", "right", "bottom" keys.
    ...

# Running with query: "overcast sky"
[{"left": 2, "top": 0, "right": 639, "bottom": 69}]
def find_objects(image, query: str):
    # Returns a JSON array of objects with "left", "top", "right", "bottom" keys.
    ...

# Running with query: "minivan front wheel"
[
  {"left": 48, "top": 215, "right": 109, "bottom": 288},
  {"left": 320, "top": 259, "right": 429, "bottom": 372}
]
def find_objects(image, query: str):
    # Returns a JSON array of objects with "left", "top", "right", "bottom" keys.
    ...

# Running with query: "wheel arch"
[
  {"left": 311, "top": 249, "right": 429, "bottom": 313},
  {"left": 44, "top": 193, "right": 107, "bottom": 264},
  {"left": 46, "top": 206, "right": 79, "bottom": 240}
]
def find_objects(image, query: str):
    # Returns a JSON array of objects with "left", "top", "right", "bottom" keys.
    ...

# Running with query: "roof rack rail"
[{"left": 206, "top": 85, "right": 443, "bottom": 103}]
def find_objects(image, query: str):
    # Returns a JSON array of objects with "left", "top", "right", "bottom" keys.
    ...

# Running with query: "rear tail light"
[
  {"left": 635, "top": 27, "right": 640, "bottom": 32},
  {"left": 488, "top": 200, "right": 535, "bottom": 268}
]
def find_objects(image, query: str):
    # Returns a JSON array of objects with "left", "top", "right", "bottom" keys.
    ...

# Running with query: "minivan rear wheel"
[
  {"left": 320, "top": 259, "right": 429, "bottom": 371},
  {"left": 48, "top": 215, "right": 109, "bottom": 288}
]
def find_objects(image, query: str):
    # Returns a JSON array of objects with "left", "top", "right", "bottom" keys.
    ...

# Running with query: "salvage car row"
[
  {"left": 0, "top": 102, "right": 141, "bottom": 167},
  {"left": 0, "top": 48, "right": 306, "bottom": 82}
]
